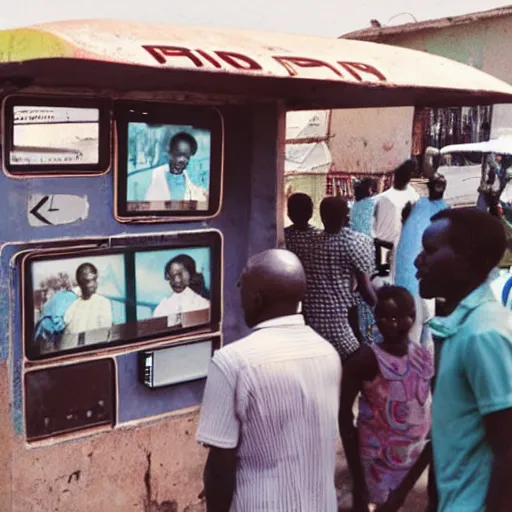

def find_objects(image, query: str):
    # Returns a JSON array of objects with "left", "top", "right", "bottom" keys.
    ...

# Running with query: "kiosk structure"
[{"left": 0, "top": 19, "right": 511, "bottom": 511}]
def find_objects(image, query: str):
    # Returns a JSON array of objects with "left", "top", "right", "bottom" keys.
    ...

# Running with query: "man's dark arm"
[
  {"left": 484, "top": 408, "right": 512, "bottom": 512},
  {"left": 203, "top": 446, "right": 237, "bottom": 512},
  {"left": 355, "top": 269, "right": 377, "bottom": 309},
  {"left": 401, "top": 201, "right": 413, "bottom": 224}
]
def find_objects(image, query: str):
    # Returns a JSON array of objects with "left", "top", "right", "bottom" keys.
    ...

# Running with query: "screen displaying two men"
[{"left": 27, "top": 242, "right": 220, "bottom": 360}]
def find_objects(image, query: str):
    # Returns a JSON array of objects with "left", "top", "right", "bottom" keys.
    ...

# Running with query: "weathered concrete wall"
[
  {"left": 328, "top": 107, "right": 414, "bottom": 174},
  {"left": 331, "top": 14, "right": 512, "bottom": 173},
  {"left": 366, "top": 16, "right": 512, "bottom": 138},
  {"left": 0, "top": 101, "right": 284, "bottom": 511},
  {"left": 12, "top": 410, "right": 205, "bottom": 512}
]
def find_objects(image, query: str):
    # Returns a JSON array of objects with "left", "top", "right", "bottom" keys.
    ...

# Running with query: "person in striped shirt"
[{"left": 196, "top": 249, "right": 342, "bottom": 512}]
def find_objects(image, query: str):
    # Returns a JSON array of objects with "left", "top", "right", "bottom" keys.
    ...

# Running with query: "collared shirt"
[
  {"left": 64, "top": 293, "right": 112, "bottom": 334},
  {"left": 153, "top": 286, "right": 210, "bottom": 320},
  {"left": 145, "top": 166, "right": 208, "bottom": 202},
  {"left": 164, "top": 171, "right": 187, "bottom": 200},
  {"left": 429, "top": 279, "right": 512, "bottom": 512},
  {"left": 196, "top": 314, "right": 342, "bottom": 512}
]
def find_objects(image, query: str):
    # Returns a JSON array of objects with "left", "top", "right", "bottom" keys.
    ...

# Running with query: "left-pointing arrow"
[{"left": 29, "top": 196, "right": 53, "bottom": 225}]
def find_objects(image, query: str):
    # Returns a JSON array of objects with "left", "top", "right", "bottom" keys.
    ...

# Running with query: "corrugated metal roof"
[{"left": 343, "top": 5, "right": 512, "bottom": 41}]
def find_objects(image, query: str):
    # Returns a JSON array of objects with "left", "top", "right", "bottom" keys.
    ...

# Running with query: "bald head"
[{"left": 240, "top": 249, "right": 306, "bottom": 327}]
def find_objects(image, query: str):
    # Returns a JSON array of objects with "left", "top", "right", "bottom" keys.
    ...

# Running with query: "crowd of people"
[{"left": 195, "top": 158, "right": 512, "bottom": 512}]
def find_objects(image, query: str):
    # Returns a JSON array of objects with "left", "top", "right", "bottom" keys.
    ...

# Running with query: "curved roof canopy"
[{"left": 1, "top": 19, "right": 512, "bottom": 109}]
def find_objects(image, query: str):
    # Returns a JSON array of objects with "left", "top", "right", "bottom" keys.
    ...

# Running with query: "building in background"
[
  {"left": 335, "top": 6, "right": 512, "bottom": 173},
  {"left": 285, "top": 110, "right": 333, "bottom": 226},
  {"left": 285, "top": 110, "right": 394, "bottom": 225}
]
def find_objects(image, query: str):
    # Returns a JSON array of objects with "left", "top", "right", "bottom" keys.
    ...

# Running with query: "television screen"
[
  {"left": 116, "top": 102, "right": 223, "bottom": 220},
  {"left": 23, "top": 231, "right": 222, "bottom": 360},
  {"left": 2, "top": 95, "right": 110, "bottom": 174},
  {"left": 135, "top": 247, "right": 211, "bottom": 329}
]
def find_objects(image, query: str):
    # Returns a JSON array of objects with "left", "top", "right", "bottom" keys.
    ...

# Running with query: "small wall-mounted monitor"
[
  {"left": 22, "top": 231, "right": 222, "bottom": 360},
  {"left": 140, "top": 336, "right": 219, "bottom": 388},
  {"left": 115, "top": 101, "right": 223, "bottom": 221},
  {"left": 2, "top": 95, "right": 111, "bottom": 175}
]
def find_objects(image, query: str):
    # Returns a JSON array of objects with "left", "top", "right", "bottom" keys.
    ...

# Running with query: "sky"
[{"left": 2, "top": 0, "right": 512, "bottom": 37}]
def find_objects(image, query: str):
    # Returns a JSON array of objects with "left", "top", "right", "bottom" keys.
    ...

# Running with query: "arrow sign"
[{"left": 28, "top": 194, "right": 89, "bottom": 227}]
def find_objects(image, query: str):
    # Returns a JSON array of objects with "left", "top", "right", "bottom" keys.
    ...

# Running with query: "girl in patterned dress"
[{"left": 339, "top": 286, "right": 434, "bottom": 511}]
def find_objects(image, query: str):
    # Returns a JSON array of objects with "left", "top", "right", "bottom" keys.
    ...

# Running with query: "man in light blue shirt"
[
  {"left": 395, "top": 173, "right": 448, "bottom": 347},
  {"left": 415, "top": 207, "right": 512, "bottom": 511}
]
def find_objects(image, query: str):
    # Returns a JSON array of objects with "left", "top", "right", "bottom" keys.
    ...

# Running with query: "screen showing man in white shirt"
[
  {"left": 126, "top": 123, "right": 211, "bottom": 212},
  {"left": 64, "top": 263, "right": 113, "bottom": 334},
  {"left": 30, "top": 254, "right": 126, "bottom": 356}
]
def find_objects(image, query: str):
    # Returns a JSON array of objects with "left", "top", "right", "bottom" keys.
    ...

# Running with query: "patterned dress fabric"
[{"left": 357, "top": 343, "right": 434, "bottom": 504}]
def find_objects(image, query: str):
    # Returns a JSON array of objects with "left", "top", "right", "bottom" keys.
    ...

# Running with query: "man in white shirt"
[
  {"left": 373, "top": 159, "right": 420, "bottom": 247},
  {"left": 196, "top": 249, "right": 342, "bottom": 512},
  {"left": 145, "top": 131, "right": 208, "bottom": 203},
  {"left": 373, "top": 159, "right": 420, "bottom": 279},
  {"left": 64, "top": 263, "right": 112, "bottom": 335}
]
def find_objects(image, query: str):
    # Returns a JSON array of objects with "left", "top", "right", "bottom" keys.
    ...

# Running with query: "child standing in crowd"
[
  {"left": 339, "top": 286, "right": 434, "bottom": 511},
  {"left": 284, "top": 192, "right": 319, "bottom": 323},
  {"left": 284, "top": 192, "right": 318, "bottom": 266}
]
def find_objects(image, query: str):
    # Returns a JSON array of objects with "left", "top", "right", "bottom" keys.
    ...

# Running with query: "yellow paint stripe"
[{"left": 0, "top": 28, "right": 74, "bottom": 63}]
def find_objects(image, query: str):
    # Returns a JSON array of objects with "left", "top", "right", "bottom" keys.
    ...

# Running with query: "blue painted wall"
[{"left": 1, "top": 103, "right": 282, "bottom": 433}]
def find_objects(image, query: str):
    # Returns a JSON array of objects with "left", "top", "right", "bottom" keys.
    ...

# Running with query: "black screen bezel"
[
  {"left": 115, "top": 100, "right": 223, "bottom": 220},
  {"left": 23, "top": 231, "right": 222, "bottom": 361},
  {"left": 2, "top": 94, "right": 111, "bottom": 175}
]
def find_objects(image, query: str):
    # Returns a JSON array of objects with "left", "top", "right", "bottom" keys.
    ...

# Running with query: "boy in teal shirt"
[{"left": 415, "top": 207, "right": 512, "bottom": 512}]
